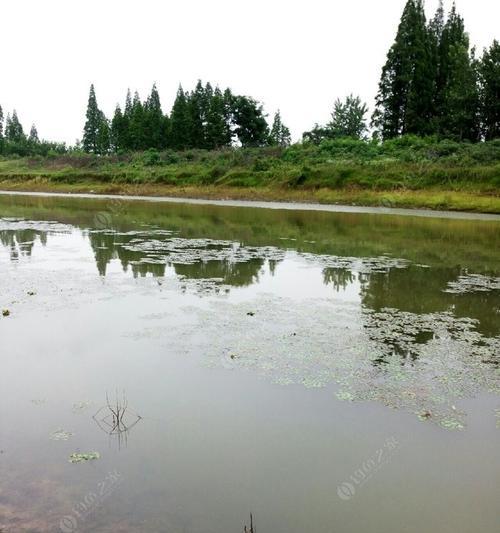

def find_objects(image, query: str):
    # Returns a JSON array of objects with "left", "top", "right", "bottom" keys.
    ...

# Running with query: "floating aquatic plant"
[
  {"left": 444, "top": 273, "right": 500, "bottom": 294},
  {"left": 71, "top": 401, "right": 92, "bottom": 413},
  {"left": 68, "top": 452, "right": 100, "bottom": 463},
  {"left": 165, "top": 296, "right": 499, "bottom": 430},
  {"left": 49, "top": 429, "right": 74, "bottom": 441}
]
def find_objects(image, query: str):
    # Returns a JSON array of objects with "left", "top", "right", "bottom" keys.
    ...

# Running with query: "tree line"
[
  {"left": 80, "top": 0, "right": 500, "bottom": 152},
  {"left": 0, "top": 0, "right": 498, "bottom": 158},
  {"left": 82, "top": 81, "right": 291, "bottom": 154},
  {"left": 0, "top": 107, "right": 66, "bottom": 156}
]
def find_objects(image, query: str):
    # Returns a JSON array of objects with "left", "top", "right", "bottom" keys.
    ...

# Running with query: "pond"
[{"left": 0, "top": 193, "right": 499, "bottom": 533}]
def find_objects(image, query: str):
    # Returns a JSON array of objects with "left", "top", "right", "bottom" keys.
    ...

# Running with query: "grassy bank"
[{"left": 1, "top": 136, "right": 499, "bottom": 213}]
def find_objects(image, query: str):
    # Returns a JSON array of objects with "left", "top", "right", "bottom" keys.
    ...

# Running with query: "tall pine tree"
[
  {"left": 83, "top": 84, "right": 108, "bottom": 153},
  {"left": 145, "top": 83, "right": 168, "bottom": 149},
  {"left": 5, "top": 110, "right": 25, "bottom": 142},
  {"left": 372, "top": 0, "right": 435, "bottom": 139},
  {"left": 96, "top": 113, "right": 110, "bottom": 154},
  {"left": 188, "top": 80, "right": 208, "bottom": 149},
  {"left": 205, "top": 86, "right": 232, "bottom": 149},
  {"left": 479, "top": 40, "right": 500, "bottom": 140},
  {"left": 110, "top": 105, "right": 127, "bottom": 152},
  {"left": 28, "top": 124, "right": 39, "bottom": 143},
  {"left": 436, "top": 4, "right": 480, "bottom": 141},
  {"left": 129, "top": 91, "right": 147, "bottom": 150},
  {"left": 169, "top": 86, "right": 191, "bottom": 150},
  {"left": 268, "top": 110, "right": 291, "bottom": 146}
]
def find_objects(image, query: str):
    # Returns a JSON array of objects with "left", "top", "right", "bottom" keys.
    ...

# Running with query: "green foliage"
[
  {"left": 169, "top": 86, "right": 191, "bottom": 150},
  {"left": 5, "top": 110, "right": 25, "bottom": 142},
  {"left": 435, "top": 5, "right": 480, "bottom": 141},
  {"left": 372, "top": 0, "right": 483, "bottom": 142},
  {"left": 205, "top": 87, "right": 232, "bottom": 149},
  {"left": 110, "top": 105, "right": 127, "bottom": 152},
  {"left": 141, "top": 148, "right": 161, "bottom": 166},
  {"left": 303, "top": 95, "right": 368, "bottom": 144},
  {"left": 145, "top": 83, "right": 168, "bottom": 149},
  {"left": 479, "top": 40, "right": 500, "bottom": 140},
  {"left": 230, "top": 95, "right": 269, "bottom": 147},
  {"left": 372, "top": 0, "right": 435, "bottom": 139},
  {"left": 2, "top": 137, "right": 500, "bottom": 199},
  {"left": 328, "top": 95, "right": 368, "bottom": 139},
  {"left": 268, "top": 110, "right": 291, "bottom": 147},
  {"left": 82, "top": 84, "right": 109, "bottom": 154},
  {"left": 28, "top": 124, "right": 39, "bottom": 143}
]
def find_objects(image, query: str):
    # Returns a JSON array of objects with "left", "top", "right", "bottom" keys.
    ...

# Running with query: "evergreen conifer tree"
[
  {"left": 129, "top": 92, "right": 147, "bottom": 150},
  {"left": 28, "top": 124, "right": 39, "bottom": 143},
  {"left": 169, "top": 86, "right": 192, "bottom": 150},
  {"left": 96, "top": 112, "right": 111, "bottom": 154},
  {"left": 205, "top": 86, "right": 232, "bottom": 149},
  {"left": 268, "top": 110, "right": 291, "bottom": 146},
  {"left": 372, "top": 0, "right": 435, "bottom": 138},
  {"left": 187, "top": 80, "right": 209, "bottom": 149},
  {"left": 145, "top": 83, "right": 167, "bottom": 149},
  {"left": 437, "top": 4, "right": 480, "bottom": 140},
  {"left": 428, "top": 0, "right": 445, "bottom": 132},
  {"left": 5, "top": 110, "right": 25, "bottom": 142},
  {"left": 111, "top": 105, "right": 128, "bottom": 152},
  {"left": 83, "top": 84, "right": 104, "bottom": 153},
  {"left": 479, "top": 40, "right": 500, "bottom": 140}
]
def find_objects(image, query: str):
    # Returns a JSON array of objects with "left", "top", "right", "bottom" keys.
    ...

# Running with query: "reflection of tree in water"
[
  {"left": 175, "top": 258, "right": 265, "bottom": 287},
  {"left": 269, "top": 259, "right": 279, "bottom": 276},
  {"left": 359, "top": 265, "right": 500, "bottom": 366},
  {"left": 361, "top": 266, "right": 461, "bottom": 315},
  {"left": 0, "top": 229, "right": 47, "bottom": 261},
  {"left": 322, "top": 267, "right": 356, "bottom": 292},
  {"left": 88, "top": 231, "right": 270, "bottom": 287},
  {"left": 87, "top": 232, "right": 165, "bottom": 277},
  {"left": 361, "top": 265, "right": 500, "bottom": 337},
  {"left": 88, "top": 232, "right": 118, "bottom": 276}
]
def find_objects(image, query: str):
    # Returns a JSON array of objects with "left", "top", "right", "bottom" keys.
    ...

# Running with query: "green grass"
[{"left": 0, "top": 136, "right": 499, "bottom": 213}]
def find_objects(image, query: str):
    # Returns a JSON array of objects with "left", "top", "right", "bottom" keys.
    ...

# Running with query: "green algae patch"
[
  {"left": 68, "top": 452, "right": 100, "bottom": 464},
  {"left": 445, "top": 274, "right": 500, "bottom": 294},
  {"left": 171, "top": 296, "right": 500, "bottom": 431},
  {"left": 49, "top": 429, "right": 74, "bottom": 441}
]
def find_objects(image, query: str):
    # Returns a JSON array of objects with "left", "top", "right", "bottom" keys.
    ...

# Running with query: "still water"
[{"left": 0, "top": 193, "right": 499, "bottom": 533}]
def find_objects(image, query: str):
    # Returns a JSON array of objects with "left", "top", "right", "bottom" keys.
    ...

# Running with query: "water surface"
[{"left": 0, "top": 194, "right": 499, "bottom": 533}]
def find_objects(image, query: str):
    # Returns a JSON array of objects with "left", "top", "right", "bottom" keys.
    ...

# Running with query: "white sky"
[{"left": 2, "top": 0, "right": 498, "bottom": 144}]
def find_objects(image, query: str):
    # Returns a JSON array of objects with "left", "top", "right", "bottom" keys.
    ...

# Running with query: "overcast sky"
[{"left": 2, "top": 0, "right": 498, "bottom": 144}]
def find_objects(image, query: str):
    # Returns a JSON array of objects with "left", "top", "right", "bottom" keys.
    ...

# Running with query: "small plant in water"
[{"left": 93, "top": 391, "right": 142, "bottom": 449}]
